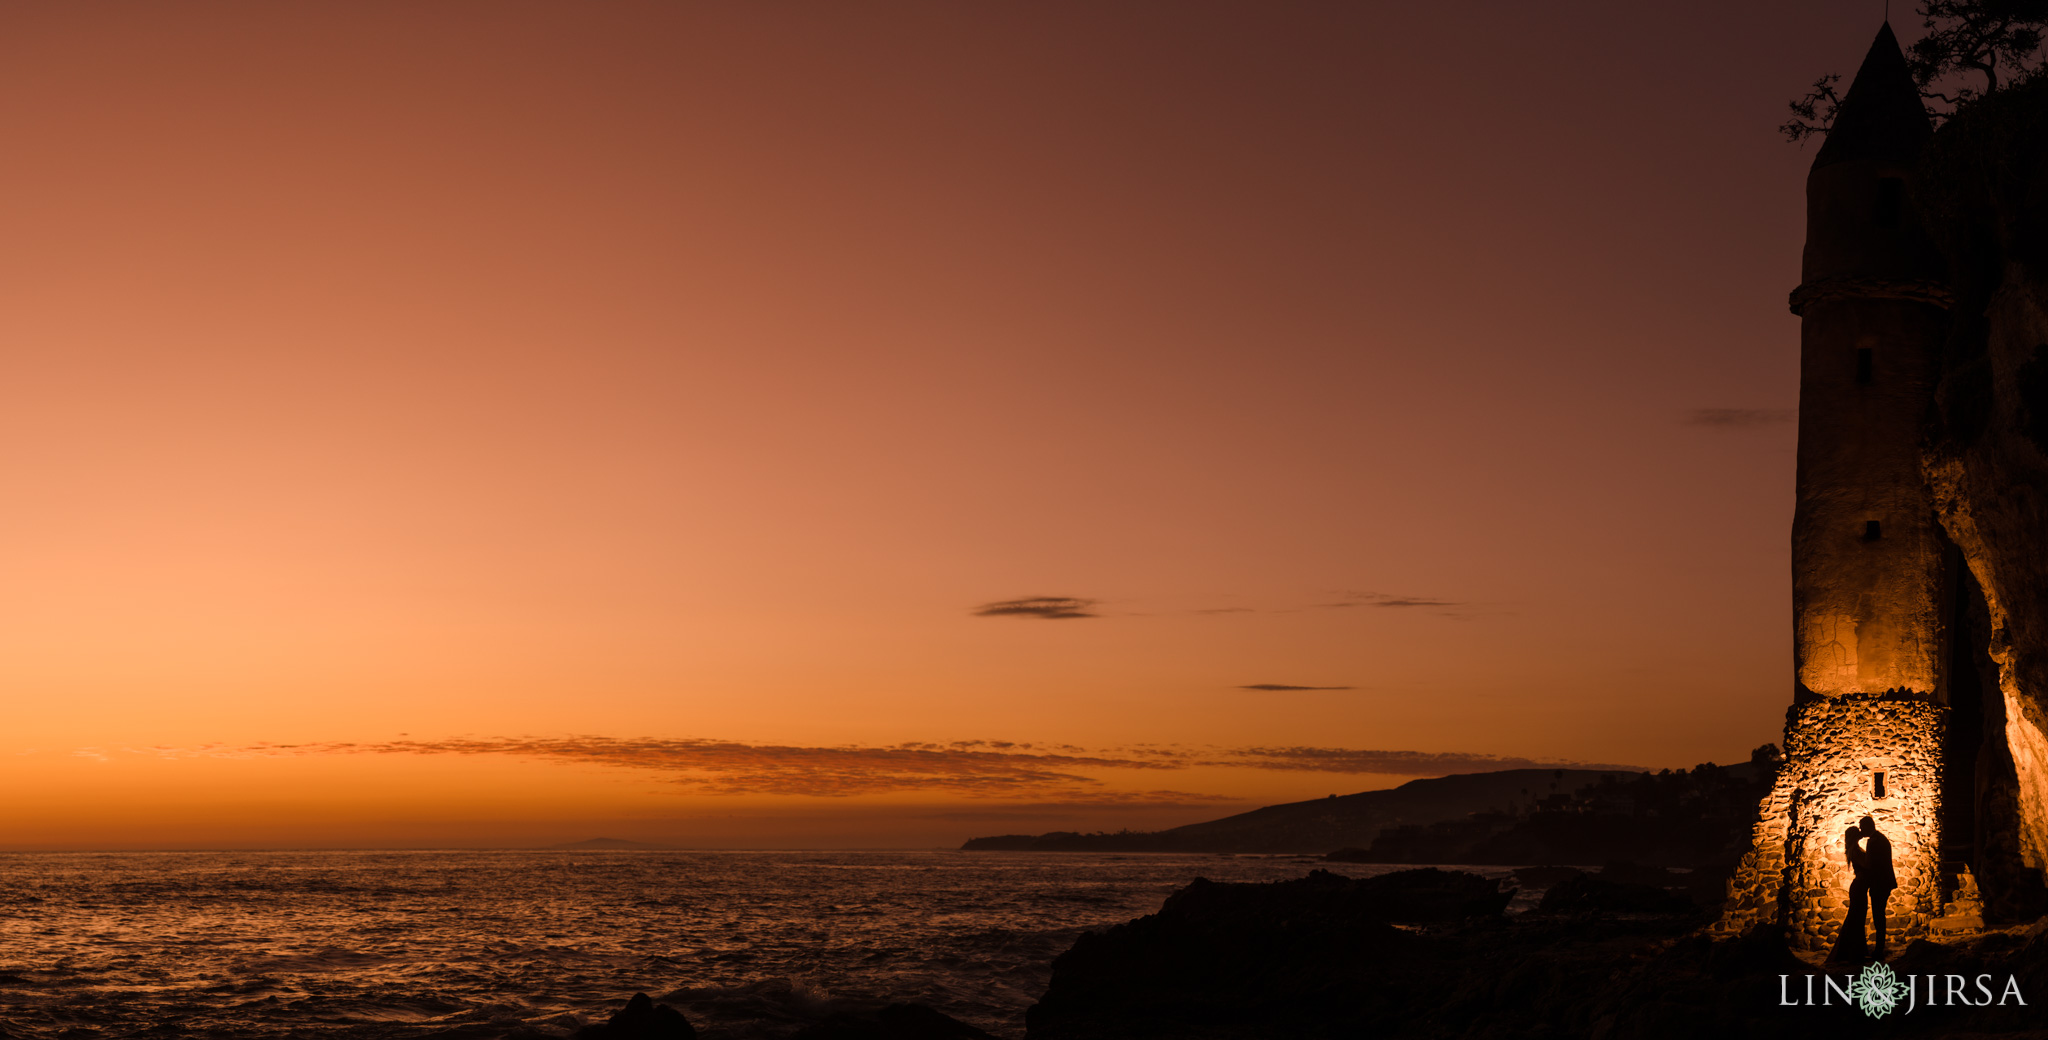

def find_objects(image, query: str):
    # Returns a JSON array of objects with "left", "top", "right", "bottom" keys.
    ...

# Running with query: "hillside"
[{"left": 962, "top": 768, "right": 1643, "bottom": 855}]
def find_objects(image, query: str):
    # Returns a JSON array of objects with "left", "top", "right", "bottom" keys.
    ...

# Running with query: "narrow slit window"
[
  {"left": 1856, "top": 347, "right": 1874, "bottom": 384},
  {"left": 1873, "top": 771, "right": 1886, "bottom": 798},
  {"left": 1865, "top": 520, "right": 1883, "bottom": 541},
  {"left": 1875, "top": 178, "right": 1904, "bottom": 228}
]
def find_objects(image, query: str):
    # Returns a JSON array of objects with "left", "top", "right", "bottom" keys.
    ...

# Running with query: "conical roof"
[{"left": 1813, "top": 22, "right": 1932, "bottom": 169}]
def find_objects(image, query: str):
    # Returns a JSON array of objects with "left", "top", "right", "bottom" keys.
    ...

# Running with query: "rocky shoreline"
[
  {"left": 1025, "top": 868, "right": 2047, "bottom": 1039},
  {"left": 559, "top": 866, "right": 2048, "bottom": 1039}
]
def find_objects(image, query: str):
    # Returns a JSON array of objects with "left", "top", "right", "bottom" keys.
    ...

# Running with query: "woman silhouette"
[
  {"left": 1826, "top": 824, "right": 1870, "bottom": 965},
  {"left": 1856, "top": 816, "right": 1897, "bottom": 959}
]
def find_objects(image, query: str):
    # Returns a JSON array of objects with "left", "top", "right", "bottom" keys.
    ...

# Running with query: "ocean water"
[{"left": 0, "top": 850, "right": 1507, "bottom": 1039}]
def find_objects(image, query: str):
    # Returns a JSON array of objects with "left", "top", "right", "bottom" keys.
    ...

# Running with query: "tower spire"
[{"left": 1814, "top": 22, "right": 1932, "bottom": 170}]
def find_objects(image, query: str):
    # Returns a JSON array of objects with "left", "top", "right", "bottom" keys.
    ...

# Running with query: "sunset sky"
[{"left": 0, "top": 2, "right": 1897, "bottom": 849}]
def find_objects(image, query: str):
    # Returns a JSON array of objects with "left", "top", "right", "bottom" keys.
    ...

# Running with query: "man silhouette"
[{"left": 1855, "top": 815, "right": 1897, "bottom": 959}]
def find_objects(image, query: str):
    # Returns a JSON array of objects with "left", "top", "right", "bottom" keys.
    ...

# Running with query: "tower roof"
[{"left": 1813, "top": 22, "right": 1932, "bottom": 170}]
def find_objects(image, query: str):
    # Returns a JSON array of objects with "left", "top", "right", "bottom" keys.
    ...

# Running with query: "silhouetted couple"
[{"left": 1827, "top": 815, "right": 1896, "bottom": 965}]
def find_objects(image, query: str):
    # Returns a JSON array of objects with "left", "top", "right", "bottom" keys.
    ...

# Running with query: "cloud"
[
  {"left": 915, "top": 796, "right": 1243, "bottom": 819},
  {"left": 1220, "top": 746, "right": 1648, "bottom": 775},
  {"left": 121, "top": 737, "right": 1647, "bottom": 797},
  {"left": 1323, "top": 592, "right": 1465, "bottom": 611},
  {"left": 1180, "top": 594, "right": 1499, "bottom": 619},
  {"left": 972, "top": 595, "right": 1477, "bottom": 620},
  {"left": 144, "top": 736, "right": 1182, "bottom": 798},
  {"left": 1237, "top": 683, "right": 1356, "bottom": 691},
  {"left": 1686, "top": 407, "right": 1794, "bottom": 427},
  {"left": 973, "top": 596, "right": 1098, "bottom": 620}
]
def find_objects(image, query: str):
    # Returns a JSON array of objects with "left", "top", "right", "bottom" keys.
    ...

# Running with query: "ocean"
[{"left": 0, "top": 850, "right": 1516, "bottom": 1038}]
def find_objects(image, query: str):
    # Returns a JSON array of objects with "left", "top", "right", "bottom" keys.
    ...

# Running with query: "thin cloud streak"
[
  {"left": 913, "top": 798, "right": 1243, "bottom": 820},
  {"left": 120, "top": 736, "right": 1648, "bottom": 796},
  {"left": 1237, "top": 684, "right": 1357, "bottom": 691},
  {"left": 1219, "top": 746, "right": 1647, "bottom": 775},
  {"left": 1048, "top": 595, "right": 1476, "bottom": 619},
  {"left": 1318, "top": 592, "right": 1479, "bottom": 619},
  {"left": 1686, "top": 407, "right": 1795, "bottom": 427},
  {"left": 1324, "top": 593, "right": 1463, "bottom": 609},
  {"left": 972, "top": 597, "right": 1099, "bottom": 620},
  {"left": 183, "top": 737, "right": 1170, "bottom": 797}
]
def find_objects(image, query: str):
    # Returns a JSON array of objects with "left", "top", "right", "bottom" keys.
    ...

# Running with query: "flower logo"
[{"left": 1851, "top": 962, "right": 1904, "bottom": 1018}]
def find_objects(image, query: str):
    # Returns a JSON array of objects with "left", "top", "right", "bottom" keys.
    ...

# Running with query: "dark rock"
[
  {"left": 1177, "top": 867, "right": 1515, "bottom": 923},
  {"left": 790, "top": 1002, "right": 996, "bottom": 1039},
  {"left": 1347, "top": 867, "right": 1516, "bottom": 920},
  {"left": 1511, "top": 866, "right": 1586, "bottom": 889},
  {"left": 1537, "top": 873, "right": 1697, "bottom": 916},
  {"left": 1028, "top": 895, "right": 1427, "bottom": 1037},
  {"left": 1027, "top": 870, "right": 1521, "bottom": 1039},
  {"left": 576, "top": 992, "right": 696, "bottom": 1040},
  {"left": 1595, "top": 860, "right": 1681, "bottom": 888},
  {"left": 1593, "top": 861, "right": 1730, "bottom": 907}
]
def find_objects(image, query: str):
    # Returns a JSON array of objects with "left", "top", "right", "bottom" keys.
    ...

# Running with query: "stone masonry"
[{"left": 1718, "top": 694, "right": 1945, "bottom": 951}]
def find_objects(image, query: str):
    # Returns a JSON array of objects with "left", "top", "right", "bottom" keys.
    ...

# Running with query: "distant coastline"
[
  {"left": 546, "top": 837, "right": 681, "bottom": 850},
  {"left": 962, "top": 757, "right": 1773, "bottom": 868}
]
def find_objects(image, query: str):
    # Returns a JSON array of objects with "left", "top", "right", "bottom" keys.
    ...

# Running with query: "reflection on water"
[{"left": 0, "top": 850, "right": 1476, "bottom": 1038}]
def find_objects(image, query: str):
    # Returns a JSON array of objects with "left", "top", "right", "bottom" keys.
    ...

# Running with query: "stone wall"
[
  {"left": 1717, "top": 695, "right": 1945, "bottom": 952},
  {"left": 1790, "top": 292, "right": 1948, "bottom": 698}
]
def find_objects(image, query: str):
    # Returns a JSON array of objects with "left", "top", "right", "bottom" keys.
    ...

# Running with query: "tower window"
[
  {"left": 1865, "top": 520, "right": 1883, "bottom": 541},
  {"left": 1875, "top": 178, "right": 1904, "bottom": 228},
  {"left": 1856, "top": 348, "right": 1874, "bottom": 384},
  {"left": 1873, "top": 771, "right": 1886, "bottom": 798}
]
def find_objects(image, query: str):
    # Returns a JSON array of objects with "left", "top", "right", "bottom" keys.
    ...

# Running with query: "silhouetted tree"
[
  {"left": 1912, "top": 0, "right": 2048, "bottom": 100},
  {"left": 1749, "top": 743, "right": 1782, "bottom": 773},
  {"left": 1784, "top": 73, "right": 1848, "bottom": 142},
  {"left": 1783, "top": 1, "right": 2048, "bottom": 141}
]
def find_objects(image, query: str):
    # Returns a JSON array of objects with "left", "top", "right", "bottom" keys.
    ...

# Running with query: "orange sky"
[{"left": 0, "top": 2, "right": 1895, "bottom": 848}]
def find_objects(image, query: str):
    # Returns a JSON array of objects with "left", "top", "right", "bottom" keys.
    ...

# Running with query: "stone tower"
[{"left": 1718, "top": 23, "right": 1958, "bottom": 953}]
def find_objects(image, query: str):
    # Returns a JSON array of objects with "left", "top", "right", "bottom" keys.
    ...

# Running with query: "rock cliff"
[{"left": 1919, "top": 72, "right": 2048, "bottom": 921}]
